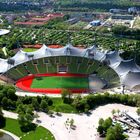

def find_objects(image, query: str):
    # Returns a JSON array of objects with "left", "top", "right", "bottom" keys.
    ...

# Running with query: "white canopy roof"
[
  {"left": 0, "top": 58, "right": 9, "bottom": 73},
  {"left": 0, "top": 29, "right": 10, "bottom": 36},
  {"left": 121, "top": 71, "right": 140, "bottom": 89},
  {"left": 103, "top": 51, "right": 122, "bottom": 67},
  {"left": 114, "top": 59, "right": 140, "bottom": 76}
]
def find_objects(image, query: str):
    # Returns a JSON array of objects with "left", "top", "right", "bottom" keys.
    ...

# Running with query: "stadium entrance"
[{"left": 58, "top": 65, "right": 68, "bottom": 73}]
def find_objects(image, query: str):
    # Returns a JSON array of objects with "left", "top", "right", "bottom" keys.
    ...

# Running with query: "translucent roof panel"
[
  {"left": 121, "top": 71, "right": 140, "bottom": 89},
  {"left": 114, "top": 59, "right": 140, "bottom": 76},
  {"left": 0, "top": 59, "right": 9, "bottom": 73},
  {"left": 11, "top": 50, "right": 29, "bottom": 65},
  {"left": 104, "top": 51, "right": 122, "bottom": 67}
]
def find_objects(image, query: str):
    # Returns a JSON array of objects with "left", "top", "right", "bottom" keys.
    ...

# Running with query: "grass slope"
[
  {"left": 50, "top": 98, "right": 77, "bottom": 113},
  {"left": 31, "top": 76, "right": 89, "bottom": 89},
  {"left": 4, "top": 118, "right": 55, "bottom": 140}
]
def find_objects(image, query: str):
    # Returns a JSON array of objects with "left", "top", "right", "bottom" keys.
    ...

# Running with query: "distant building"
[
  {"left": 109, "top": 9, "right": 127, "bottom": 14},
  {"left": 90, "top": 20, "right": 101, "bottom": 26},
  {"left": 128, "top": 7, "right": 138, "bottom": 14},
  {"left": 66, "top": 18, "right": 79, "bottom": 24},
  {"left": 111, "top": 15, "right": 134, "bottom": 20}
]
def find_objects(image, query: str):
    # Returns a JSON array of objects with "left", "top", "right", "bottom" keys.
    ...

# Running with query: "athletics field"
[{"left": 31, "top": 76, "right": 89, "bottom": 89}]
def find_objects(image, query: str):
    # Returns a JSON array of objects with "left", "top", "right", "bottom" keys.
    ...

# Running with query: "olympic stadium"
[{"left": 0, "top": 44, "right": 140, "bottom": 94}]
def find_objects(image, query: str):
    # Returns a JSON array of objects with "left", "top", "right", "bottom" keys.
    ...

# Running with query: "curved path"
[
  {"left": 0, "top": 129, "right": 20, "bottom": 140},
  {"left": 3, "top": 104, "right": 137, "bottom": 140}
]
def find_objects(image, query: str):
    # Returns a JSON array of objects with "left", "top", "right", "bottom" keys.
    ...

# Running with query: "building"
[
  {"left": 111, "top": 15, "right": 134, "bottom": 20},
  {"left": 90, "top": 20, "right": 101, "bottom": 26}
]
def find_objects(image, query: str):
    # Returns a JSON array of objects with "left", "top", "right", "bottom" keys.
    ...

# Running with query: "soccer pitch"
[{"left": 31, "top": 76, "right": 89, "bottom": 89}]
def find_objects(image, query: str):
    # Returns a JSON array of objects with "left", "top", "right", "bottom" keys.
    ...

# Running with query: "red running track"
[{"left": 16, "top": 73, "right": 89, "bottom": 94}]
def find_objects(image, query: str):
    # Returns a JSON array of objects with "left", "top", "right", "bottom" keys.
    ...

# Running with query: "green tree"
[
  {"left": 32, "top": 98, "right": 40, "bottom": 111},
  {"left": 61, "top": 89, "right": 72, "bottom": 104},
  {"left": 106, "top": 127, "right": 116, "bottom": 140},
  {"left": 97, "top": 118, "right": 105, "bottom": 136},
  {"left": 18, "top": 104, "right": 36, "bottom": 132},
  {"left": 0, "top": 107, "right": 6, "bottom": 128},
  {"left": 40, "top": 100, "right": 48, "bottom": 112},
  {"left": 114, "top": 123, "right": 125, "bottom": 140},
  {"left": 7, "top": 88, "right": 17, "bottom": 101},
  {"left": 18, "top": 113, "right": 35, "bottom": 132},
  {"left": 1, "top": 97, "right": 8, "bottom": 109},
  {"left": 70, "top": 118, "right": 74, "bottom": 128},
  {"left": 103, "top": 117, "right": 112, "bottom": 133}
]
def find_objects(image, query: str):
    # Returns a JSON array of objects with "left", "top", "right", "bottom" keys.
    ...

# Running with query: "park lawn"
[
  {"left": 31, "top": 76, "right": 89, "bottom": 89},
  {"left": 22, "top": 48, "right": 38, "bottom": 52},
  {"left": 4, "top": 118, "right": 55, "bottom": 140},
  {"left": 50, "top": 98, "right": 77, "bottom": 113},
  {"left": 21, "top": 126, "right": 55, "bottom": 140}
]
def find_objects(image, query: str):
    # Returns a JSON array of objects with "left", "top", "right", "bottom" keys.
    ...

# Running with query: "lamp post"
[{"left": 122, "top": 84, "right": 125, "bottom": 94}]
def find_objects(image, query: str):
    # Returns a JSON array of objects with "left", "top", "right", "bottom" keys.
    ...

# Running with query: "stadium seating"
[
  {"left": 6, "top": 68, "right": 23, "bottom": 80},
  {"left": 59, "top": 56, "right": 67, "bottom": 65},
  {"left": 26, "top": 61, "right": 38, "bottom": 74},
  {"left": 68, "top": 57, "right": 78, "bottom": 73},
  {"left": 37, "top": 58, "right": 47, "bottom": 74},
  {"left": 77, "top": 58, "right": 89, "bottom": 74},
  {"left": 86, "top": 60, "right": 100, "bottom": 74},
  {"left": 16, "top": 64, "right": 29, "bottom": 76}
]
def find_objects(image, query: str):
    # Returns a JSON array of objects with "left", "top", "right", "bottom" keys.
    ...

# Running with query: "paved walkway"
[
  {"left": 3, "top": 104, "right": 137, "bottom": 140},
  {"left": 0, "top": 129, "right": 20, "bottom": 140},
  {"left": 15, "top": 91, "right": 88, "bottom": 97}
]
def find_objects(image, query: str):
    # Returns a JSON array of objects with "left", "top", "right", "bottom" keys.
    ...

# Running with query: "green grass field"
[
  {"left": 4, "top": 118, "right": 55, "bottom": 140},
  {"left": 22, "top": 48, "right": 38, "bottom": 52},
  {"left": 50, "top": 98, "right": 77, "bottom": 113},
  {"left": 31, "top": 76, "right": 89, "bottom": 89}
]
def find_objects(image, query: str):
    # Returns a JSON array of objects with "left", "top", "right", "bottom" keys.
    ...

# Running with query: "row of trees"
[
  {"left": 55, "top": 0, "right": 140, "bottom": 11},
  {"left": 0, "top": 3, "right": 41, "bottom": 12},
  {"left": 61, "top": 89, "right": 140, "bottom": 113},
  {"left": 0, "top": 85, "right": 53, "bottom": 111}
]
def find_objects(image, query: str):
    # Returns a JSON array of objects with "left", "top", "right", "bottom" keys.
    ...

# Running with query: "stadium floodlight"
[{"left": 122, "top": 84, "right": 125, "bottom": 94}]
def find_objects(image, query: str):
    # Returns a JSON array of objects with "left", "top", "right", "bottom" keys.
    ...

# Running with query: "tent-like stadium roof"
[
  {"left": 1, "top": 44, "right": 140, "bottom": 90},
  {"left": 103, "top": 51, "right": 122, "bottom": 67},
  {"left": 121, "top": 71, "right": 140, "bottom": 89},
  {"left": 114, "top": 59, "right": 140, "bottom": 76},
  {"left": 0, "top": 29, "right": 10, "bottom": 36},
  {"left": 0, "top": 58, "right": 8, "bottom": 73}
]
